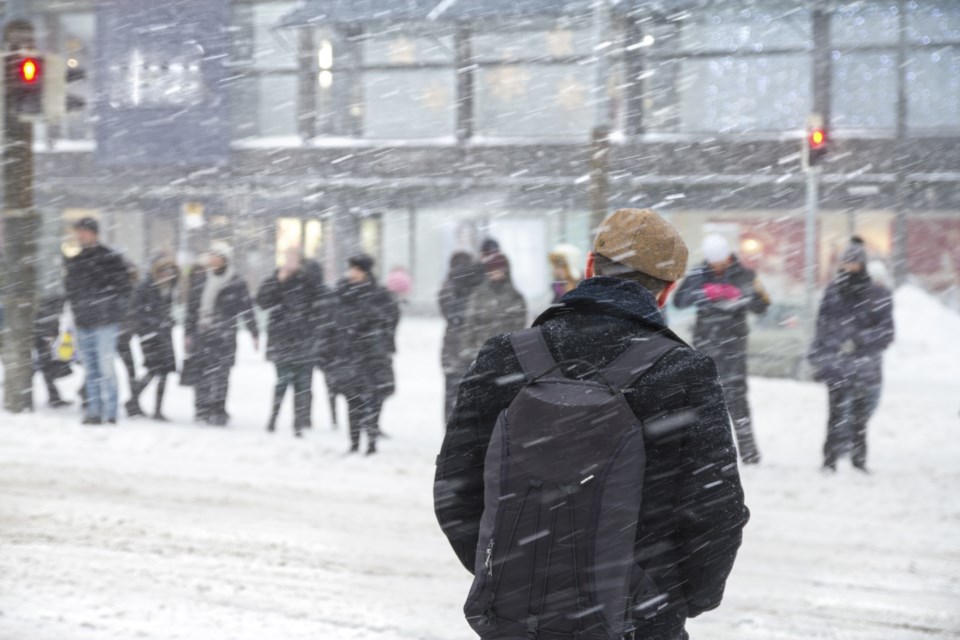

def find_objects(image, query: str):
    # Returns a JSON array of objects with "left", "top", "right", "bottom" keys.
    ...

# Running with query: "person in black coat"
[
  {"left": 435, "top": 209, "right": 748, "bottom": 640},
  {"left": 438, "top": 252, "right": 483, "bottom": 422},
  {"left": 257, "top": 248, "right": 322, "bottom": 437},
  {"left": 332, "top": 254, "right": 400, "bottom": 455},
  {"left": 64, "top": 217, "right": 133, "bottom": 425},
  {"left": 673, "top": 234, "right": 771, "bottom": 464},
  {"left": 302, "top": 259, "right": 339, "bottom": 430},
  {"left": 33, "top": 294, "right": 71, "bottom": 408},
  {"left": 809, "top": 239, "right": 895, "bottom": 472},
  {"left": 185, "top": 243, "right": 259, "bottom": 426},
  {"left": 126, "top": 255, "right": 179, "bottom": 421}
]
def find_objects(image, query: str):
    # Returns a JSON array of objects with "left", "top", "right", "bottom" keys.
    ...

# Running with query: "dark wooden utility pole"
[{"left": 2, "top": 19, "right": 39, "bottom": 413}]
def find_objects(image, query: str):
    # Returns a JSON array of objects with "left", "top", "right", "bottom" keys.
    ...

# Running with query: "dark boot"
[{"left": 125, "top": 398, "right": 145, "bottom": 418}]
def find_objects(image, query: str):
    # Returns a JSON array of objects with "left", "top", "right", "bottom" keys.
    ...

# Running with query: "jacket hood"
[{"left": 534, "top": 276, "right": 668, "bottom": 330}]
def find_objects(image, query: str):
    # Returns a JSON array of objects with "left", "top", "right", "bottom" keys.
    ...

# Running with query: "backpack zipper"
[{"left": 484, "top": 539, "right": 495, "bottom": 578}]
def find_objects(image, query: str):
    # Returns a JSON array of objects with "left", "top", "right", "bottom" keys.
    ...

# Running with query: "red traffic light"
[
  {"left": 18, "top": 57, "right": 40, "bottom": 83},
  {"left": 809, "top": 127, "right": 826, "bottom": 150}
]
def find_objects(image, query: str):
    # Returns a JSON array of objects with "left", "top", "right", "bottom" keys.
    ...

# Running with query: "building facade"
[{"left": 8, "top": 0, "right": 960, "bottom": 313}]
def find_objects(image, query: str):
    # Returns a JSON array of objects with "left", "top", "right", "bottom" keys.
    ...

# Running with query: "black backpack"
[{"left": 464, "top": 327, "right": 680, "bottom": 640}]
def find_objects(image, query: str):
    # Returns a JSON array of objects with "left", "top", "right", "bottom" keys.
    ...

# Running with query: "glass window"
[
  {"left": 675, "top": 4, "right": 812, "bottom": 53},
  {"left": 231, "top": 74, "right": 299, "bottom": 138},
  {"left": 833, "top": 51, "right": 897, "bottom": 129},
  {"left": 232, "top": 1, "right": 298, "bottom": 70},
  {"left": 362, "top": 27, "right": 455, "bottom": 66},
  {"left": 361, "top": 69, "right": 456, "bottom": 138},
  {"left": 907, "top": 1, "right": 960, "bottom": 44},
  {"left": 473, "top": 26, "right": 594, "bottom": 62},
  {"left": 475, "top": 63, "right": 594, "bottom": 138},
  {"left": 832, "top": 2, "right": 901, "bottom": 47},
  {"left": 907, "top": 47, "right": 960, "bottom": 131},
  {"left": 676, "top": 55, "right": 811, "bottom": 132}
]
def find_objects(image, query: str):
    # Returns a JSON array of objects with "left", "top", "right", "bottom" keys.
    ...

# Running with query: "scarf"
[{"left": 199, "top": 265, "right": 234, "bottom": 330}]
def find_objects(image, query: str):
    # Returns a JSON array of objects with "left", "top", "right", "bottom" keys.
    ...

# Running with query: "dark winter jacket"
[
  {"left": 464, "top": 278, "right": 527, "bottom": 357},
  {"left": 64, "top": 245, "right": 133, "bottom": 329},
  {"left": 439, "top": 263, "right": 484, "bottom": 375},
  {"left": 34, "top": 295, "right": 65, "bottom": 340},
  {"left": 185, "top": 267, "right": 259, "bottom": 369},
  {"left": 435, "top": 277, "right": 749, "bottom": 637},
  {"left": 257, "top": 267, "right": 321, "bottom": 366},
  {"left": 329, "top": 279, "right": 400, "bottom": 396},
  {"left": 673, "top": 257, "right": 770, "bottom": 358},
  {"left": 808, "top": 272, "right": 894, "bottom": 387},
  {"left": 133, "top": 278, "right": 178, "bottom": 374}
]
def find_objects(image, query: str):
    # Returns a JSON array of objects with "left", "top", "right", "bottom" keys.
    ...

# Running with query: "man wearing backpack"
[{"left": 435, "top": 209, "right": 749, "bottom": 640}]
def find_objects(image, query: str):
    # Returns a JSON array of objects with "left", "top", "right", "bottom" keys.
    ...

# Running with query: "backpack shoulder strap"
[
  {"left": 509, "top": 328, "right": 557, "bottom": 379},
  {"left": 602, "top": 333, "right": 682, "bottom": 391}
]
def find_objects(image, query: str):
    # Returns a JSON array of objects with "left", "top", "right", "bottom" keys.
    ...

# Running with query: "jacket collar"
[{"left": 534, "top": 276, "right": 668, "bottom": 330}]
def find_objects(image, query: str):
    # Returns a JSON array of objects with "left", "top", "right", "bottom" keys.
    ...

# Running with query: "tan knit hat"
[{"left": 594, "top": 208, "right": 689, "bottom": 282}]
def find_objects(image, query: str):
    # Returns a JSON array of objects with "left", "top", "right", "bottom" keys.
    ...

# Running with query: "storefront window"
[
  {"left": 475, "top": 63, "right": 593, "bottom": 138},
  {"left": 677, "top": 4, "right": 812, "bottom": 53},
  {"left": 231, "top": 74, "right": 299, "bottom": 139},
  {"left": 677, "top": 56, "right": 811, "bottom": 132},
  {"left": 832, "top": 2, "right": 901, "bottom": 47},
  {"left": 907, "top": 47, "right": 960, "bottom": 131},
  {"left": 357, "top": 25, "right": 456, "bottom": 139},
  {"left": 645, "top": 4, "right": 811, "bottom": 133},
  {"left": 833, "top": 52, "right": 897, "bottom": 130},
  {"left": 362, "top": 68, "right": 456, "bottom": 138},
  {"left": 907, "top": 1, "right": 960, "bottom": 44},
  {"left": 231, "top": 1, "right": 299, "bottom": 140},
  {"left": 473, "top": 21, "right": 598, "bottom": 140}
]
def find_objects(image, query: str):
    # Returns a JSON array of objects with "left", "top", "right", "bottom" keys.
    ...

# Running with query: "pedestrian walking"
[
  {"left": 332, "top": 254, "right": 400, "bottom": 455},
  {"left": 673, "top": 233, "right": 771, "bottom": 464},
  {"left": 435, "top": 208, "right": 749, "bottom": 640},
  {"left": 464, "top": 252, "right": 527, "bottom": 357},
  {"left": 438, "top": 251, "right": 483, "bottom": 422},
  {"left": 809, "top": 239, "right": 895, "bottom": 473},
  {"left": 64, "top": 218, "right": 133, "bottom": 425},
  {"left": 126, "top": 254, "right": 179, "bottom": 421},
  {"left": 301, "top": 259, "right": 339, "bottom": 430},
  {"left": 257, "top": 248, "right": 321, "bottom": 437},
  {"left": 34, "top": 294, "right": 72, "bottom": 408},
  {"left": 117, "top": 259, "right": 141, "bottom": 414},
  {"left": 185, "top": 242, "right": 259, "bottom": 426}
]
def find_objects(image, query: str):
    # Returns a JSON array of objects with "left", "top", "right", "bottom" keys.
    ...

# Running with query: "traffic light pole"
[{"left": 2, "top": 23, "right": 39, "bottom": 413}]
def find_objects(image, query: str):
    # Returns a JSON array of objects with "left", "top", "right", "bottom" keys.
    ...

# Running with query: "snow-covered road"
[{"left": 2, "top": 287, "right": 959, "bottom": 639}]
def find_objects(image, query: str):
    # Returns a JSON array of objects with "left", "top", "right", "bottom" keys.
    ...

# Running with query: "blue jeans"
[{"left": 76, "top": 324, "right": 120, "bottom": 421}]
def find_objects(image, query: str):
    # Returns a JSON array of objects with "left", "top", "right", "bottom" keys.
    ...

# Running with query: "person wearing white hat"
[
  {"left": 674, "top": 233, "right": 771, "bottom": 464},
  {"left": 184, "top": 242, "right": 259, "bottom": 426}
]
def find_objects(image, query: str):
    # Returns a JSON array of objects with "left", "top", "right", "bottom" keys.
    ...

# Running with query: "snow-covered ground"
[{"left": 1, "top": 286, "right": 959, "bottom": 640}]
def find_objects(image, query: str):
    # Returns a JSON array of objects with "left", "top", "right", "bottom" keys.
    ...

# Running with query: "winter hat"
[
  {"left": 702, "top": 234, "right": 732, "bottom": 265},
  {"left": 74, "top": 217, "right": 100, "bottom": 234},
  {"left": 840, "top": 240, "right": 867, "bottom": 267},
  {"left": 348, "top": 253, "right": 375, "bottom": 276},
  {"left": 593, "top": 208, "right": 689, "bottom": 282},
  {"left": 483, "top": 252, "right": 510, "bottom": 276},
  {"left": 209, "top": 241, "right": 233, "bottom": 263},
  {"left": 150, "top": 253, "right": 179, "bottom": 281},
  {"left": 480, "top": 238, "right": 501, "bottom": 259},
  {"left": 549, "top": 244, "right": 583, "bottom": 281}
]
